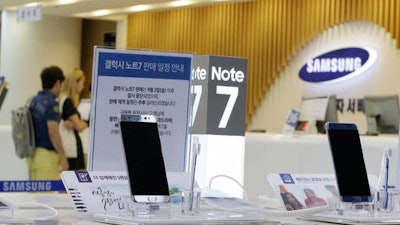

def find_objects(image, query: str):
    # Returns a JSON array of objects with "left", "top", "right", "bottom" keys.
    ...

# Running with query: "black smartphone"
[
  {"left": 325, "top": 122, "right": 372, "bottom": 202},
  {"left": 119, "top": 114, "right": 170, "bottom": 203}
]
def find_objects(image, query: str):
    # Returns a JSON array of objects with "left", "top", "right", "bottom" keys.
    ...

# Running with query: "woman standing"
[{"left": 59, "top": 68, "right": 88, "bottom": 170}]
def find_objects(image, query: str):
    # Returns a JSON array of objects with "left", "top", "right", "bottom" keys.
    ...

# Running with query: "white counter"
[{"left": 244, "top": 132, "right": 399, "bottom": 197}]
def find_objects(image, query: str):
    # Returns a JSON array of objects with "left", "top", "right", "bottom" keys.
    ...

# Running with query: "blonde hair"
[{"left": 60, "top": 68, "right": 85, "bottom": 108}]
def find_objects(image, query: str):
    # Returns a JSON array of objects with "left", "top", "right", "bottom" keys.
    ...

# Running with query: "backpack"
[{"left": 11, "top": 97, "right": 35, "bottom": 158}]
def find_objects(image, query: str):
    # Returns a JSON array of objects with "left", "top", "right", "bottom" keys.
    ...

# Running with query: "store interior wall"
[
  {"left": 0, "top": 11, "right": 82, "bottom": 179},
  {"left": 249, "top": 21, "right": 400, "bottom": 133},
  {"left": 0, "top": 11, "right": 122, "bottom": 179},
  {"left": 0, "top": 11, "right": 82, "bottom": 125}
]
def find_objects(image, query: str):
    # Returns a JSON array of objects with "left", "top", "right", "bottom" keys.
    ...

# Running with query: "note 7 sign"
[{"left": 190, "top": 55, "right": 247, "bottom": 136}]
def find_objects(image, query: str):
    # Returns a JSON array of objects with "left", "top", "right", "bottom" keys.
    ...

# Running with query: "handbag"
[{"left": 59, "top": 97, "right": 78, "bottom": 158}]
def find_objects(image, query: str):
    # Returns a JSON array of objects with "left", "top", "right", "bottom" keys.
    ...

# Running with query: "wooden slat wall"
[{"left": 127, "top": 0, "right": 400, "bottom": 127}]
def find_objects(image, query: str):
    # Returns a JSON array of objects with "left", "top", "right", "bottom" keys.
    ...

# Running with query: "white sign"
[
  {"left": 300, "top": 96, "right": 329, "bottom": 121},
  {"left": 268, "top": 173, "right": 378, "bottom": 211},
  {"left": 17, "top": 5, "right": 42, "bottom": 23},
  {"left": 89, "top": 48, "right": 192, "bottom": 172},
  {"left": 61, "top": 171, "right": 190, "bottom": 215}
]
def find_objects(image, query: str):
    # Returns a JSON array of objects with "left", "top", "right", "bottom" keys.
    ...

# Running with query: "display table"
[
  {"left": 244, "top": 132, "right": 399, "bottom": 197},
  {"left": 0, "top": 193, "right": 328, "bottom": 225},
  {"left": 0, "top": 193, "right": 75, "bottom": 224}
]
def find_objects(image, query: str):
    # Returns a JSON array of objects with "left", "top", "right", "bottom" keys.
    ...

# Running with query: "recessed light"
[
  {"left": 129, "top": 5, "right": 151, "bottom": 12},
  {"left": 170, "top": 0, "right": 192, "bottom": 7},
  {"left": 92, "top": 9, "right": 111, "bottom": 17},
  {"left": 58, "top": 0, "right": 78, "bottom": 5},
  {"left": 24, "top": 2, "right": 41, "bottom": 7}
]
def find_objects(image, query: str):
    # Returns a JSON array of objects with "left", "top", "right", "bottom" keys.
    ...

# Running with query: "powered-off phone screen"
[
  {"left": 327, "top": 128, "right": 371, "bottom": 197},
  {"left": 120, "top": 121, "right": 169, "bottom": 196}
]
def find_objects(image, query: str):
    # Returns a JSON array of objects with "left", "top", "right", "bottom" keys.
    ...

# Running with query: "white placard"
[
  {"left": 61, "top": 171, "right": 191, "bottom": 215},
  {"left": 300, "top": 96, "right": 329, "bottom": 121},
  {"left": 17, "top": 5, "right": 42, "bottom": 23},
  {"left": 268, "top": 173, "right": 378, "bottom": 211},
  {"left": 89, "top": 48, "right": 192, "bottom": 172}
]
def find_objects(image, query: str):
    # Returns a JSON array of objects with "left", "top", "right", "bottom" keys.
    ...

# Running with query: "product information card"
[
  {"left": 61, "top": 171, "right": 190, "bottom": 215},
  {"left": 268, "top": 173, "right": 378, "bottom": 211}
]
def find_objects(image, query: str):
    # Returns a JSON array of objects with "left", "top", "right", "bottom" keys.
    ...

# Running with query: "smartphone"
[
  {"left": 119, "top": 114, "right": 170, "bottom": 203},
  {"left": 325, "top": 122, "right": 372, "bottom": 202}
]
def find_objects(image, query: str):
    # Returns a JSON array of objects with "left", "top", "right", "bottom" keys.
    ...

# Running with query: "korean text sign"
[{"left": 89, "top": 48, "right": 192, "bottom": 172}]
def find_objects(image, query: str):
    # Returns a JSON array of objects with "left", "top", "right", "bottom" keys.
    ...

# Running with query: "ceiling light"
[
  {"left": 129, "top": 5, "right": 151, "bottom": 12},
  {"left": 170, "top": 0, "right": 192, "bottom": 7},
  {"left": 24, "top": 2, "right": 41, "bottom": 7},
  {"left": 91, "top": 9, "right": 111, "bottom": 17},
  {"left": 58, "top": 0, "right": 79, "bottom": 5}
]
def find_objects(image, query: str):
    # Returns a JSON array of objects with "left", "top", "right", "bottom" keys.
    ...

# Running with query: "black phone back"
[{"left": 325, "top": 122, "right": 372, "bottom": 202}]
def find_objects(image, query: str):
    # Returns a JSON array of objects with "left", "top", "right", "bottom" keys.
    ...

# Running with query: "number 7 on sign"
[{"left": 190, "top": 85, "right": 238, "bottom": 129}]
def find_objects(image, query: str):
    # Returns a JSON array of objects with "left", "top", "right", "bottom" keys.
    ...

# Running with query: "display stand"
[
  {"left": 62, "top": 170, "right": 269, "bottom": 224},
  {"left": 0, "top": 207, "right": 14, "bottom": 218},
  {"left": 334, "top": 202, "right": 375, "bottom": 216},
  {"left": 190, "top": 55, "right": 248, "bottom": 198},
  {"left": 134, "top": 202, "right": 171, "bottom": 217},
  {"left": 0, "top": 196, "right": 16, "bottom": 223}
]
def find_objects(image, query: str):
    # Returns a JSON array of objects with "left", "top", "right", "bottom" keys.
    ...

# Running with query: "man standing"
[{"left": 28, "top": 66, "right": 69, "bottom": 180}]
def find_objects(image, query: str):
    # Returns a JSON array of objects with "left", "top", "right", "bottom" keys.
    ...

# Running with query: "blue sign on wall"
[{"left": 299, "top": 47, "right": 377, "bottom": 83}]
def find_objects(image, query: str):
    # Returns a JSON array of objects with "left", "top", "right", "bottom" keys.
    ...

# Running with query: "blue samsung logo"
[
  {"left": 0, "top": 180, "right": 65, "bottom": 192},
  {"left": 299, "top": 47, "right": 377, "bottom": 83}
]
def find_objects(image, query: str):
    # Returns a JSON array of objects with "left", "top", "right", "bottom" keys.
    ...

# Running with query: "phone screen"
[
  {"left": 119, "top": 116, "right": 169, "bottom": 202},
  {"left": 326, "top": 123, "right": 372, "bottom": 202}
]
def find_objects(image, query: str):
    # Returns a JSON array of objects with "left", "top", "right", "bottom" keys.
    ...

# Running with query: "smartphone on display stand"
[
  {"left": 325, "top": 122, "right": 372, "bottom": 202},
  {"left": 119, "top": 114, "right": 170, "bottom": 203}
]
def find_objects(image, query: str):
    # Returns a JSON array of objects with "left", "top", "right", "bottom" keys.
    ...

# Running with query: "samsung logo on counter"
[
  {"left": 299, "top": 47, "right": 377, "bottom": 83},
  {"left": 0, "top": 180, "right": 65, "bottom": 192}
]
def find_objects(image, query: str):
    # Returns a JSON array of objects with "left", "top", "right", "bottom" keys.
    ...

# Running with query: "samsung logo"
[
  {"left": 307, "top": 57, "right": 362, "bottom": 73},
  {"left": 1, "top": 181, "right": 52, "bottom": 192},
  {"left": 299, "top": 47, "right": 377, "bottom": 83},
  {"left": 0, "top": 180, "right": 65, "bottom": 192}
]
